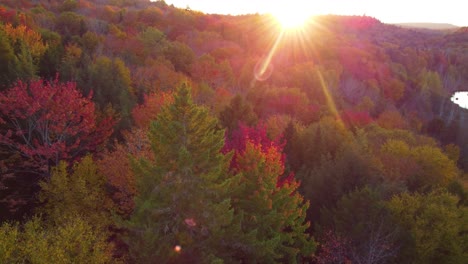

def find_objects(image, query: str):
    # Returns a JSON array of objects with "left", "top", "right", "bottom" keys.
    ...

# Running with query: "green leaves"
[
  {"left": 125, "top": 83, "right": 239, "bottom": 263},
  {"left": 387, "top": 191, "right": 468, "bottom": 264},
  {"left": 232, "top": 139, "right": 315, "bottom": 262},
  {"left": 317, "top": 187, "right": 400, "bottom": 264},
  {"left": 0, "top": 216, "right": 116, "bottom": 264},
  {"left": 379, "top": 139, "right": 459, "bottom": 191},
  {"left": 38, "top": 156, "right": 112, "bottom": 228}
]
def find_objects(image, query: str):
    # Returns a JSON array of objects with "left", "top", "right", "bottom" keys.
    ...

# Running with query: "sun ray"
[
  {"left": 254, "top": 30, "right": 285, "bottom": 82},
  {"left": 316, "top": 70, "right": 345, "bottom": 127}
]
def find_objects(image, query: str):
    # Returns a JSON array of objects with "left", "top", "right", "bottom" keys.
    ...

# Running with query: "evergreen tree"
[
  {"left": 283, "top": 120, "right": 301, "bottom": 172},
  {"left": 228, "top": 136, "right": 316, "bottom": 263},
  {"left": 219, "top": 94, "right": 258, "bottom": 134},
  {"left": 86, "top": 56, "right": 136, "bottom": 130},
  {"left": 124, "top": 83, "right": 241, "bottom": 263}
]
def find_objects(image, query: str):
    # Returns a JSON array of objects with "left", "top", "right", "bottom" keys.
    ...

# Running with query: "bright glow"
[
  {"left": 274, "top": 12, "right": 310, "bottom": 29},
  {"left": 269, "top": 3, "right": 312, "bottom": 29},
  {"left": 451, "top": 91, "right": 468, "bottom": 109},
  {"left": 184, "top": 218, "right": 196, "bottom": 227},
  {"left": 161, "top": 1, "right": 467, "bottom": 27},
  {"left": 174, "top": 245, "right": 182, "bottom": 252}
]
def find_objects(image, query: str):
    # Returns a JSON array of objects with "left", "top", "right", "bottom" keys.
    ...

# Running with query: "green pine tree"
[
  {"left": 219, "top": 94, "right": 258, "bottom": 134},
  {"left": 124, "top": 83, "right": 241, "bottom": 263},
  {"left": 233, "top": 141, "right": 316, "bottom": 263}
]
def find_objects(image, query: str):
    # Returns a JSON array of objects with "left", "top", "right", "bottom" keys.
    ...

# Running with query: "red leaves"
[
  {"left": 0, "top": 77, "right": 114, "bottom": 175},
  {"left": 0, "top": 7, "right": 16, "bottom": 24},
  {"left": 223, "top": 124, "right": 295, "bottom": 188},
  {"left": 224, "top": 124, "right": 285, "bottom": 155},
  {"left": 314, "top": 230, "right": 351, "bottom": 264}
]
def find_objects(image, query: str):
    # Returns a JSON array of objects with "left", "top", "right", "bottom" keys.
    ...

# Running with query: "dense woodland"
[{"left": 0, "top": 0, "right": 467, "bottom": 263}]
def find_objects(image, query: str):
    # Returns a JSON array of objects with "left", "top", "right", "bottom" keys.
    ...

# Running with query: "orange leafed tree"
[
  {"left": 132, "top": 59, "right": 186, "bottom": 94},
  {"left": 99, "top": 90, "right": 173, "bottom": 215},
  {"left": 97, "top": 129, "right": 152, "bottom": 215},
  {"left": 132, "top": 91, "right": 174, "bottom": 129},
  {"left": 2, "top": 23, "right": 48, "bottom": 60},
  {"left": 376, "top": 110, "right": 408, "bottom": 130}
]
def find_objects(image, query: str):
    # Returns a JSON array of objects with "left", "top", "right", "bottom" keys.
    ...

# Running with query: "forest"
[{"left": 0, "top": 0, "right": 467, "bottom": 263}]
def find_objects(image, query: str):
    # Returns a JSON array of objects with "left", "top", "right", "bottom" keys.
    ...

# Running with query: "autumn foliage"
[
  {"left": 97, "top": 129, "right": 153, "bottom": 216},
  {"left": 0, "top": 1, "right": 467, "bottom": 263},
  {"left": 228, "top": 132, "right": 315, "bottom": 261},
  {"left": 224, "top": 124, "right": 283, "bottom": 164},
  {"left": 224, "top": 124, "right": 299, "bottom": 188},
  {"left": 131, "top": 91, "right": 174, "bottom": 129},
  {"left": 0, "top": 77, "right": 114, "bottom": 174},
  {"left": 1, "top": 23, "right": 48, "bottom": 60}
]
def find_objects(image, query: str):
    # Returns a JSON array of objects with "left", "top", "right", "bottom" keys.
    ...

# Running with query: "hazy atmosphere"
[
  {"left": 1, "top": 0, "right": 467, "bottom": 263},
  {"left": 162, "top": 0, "right": 467, "bottom": 26}
]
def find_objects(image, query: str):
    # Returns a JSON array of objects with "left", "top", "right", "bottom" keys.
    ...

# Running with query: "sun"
[
  {"left": 273, "top": 11, "right": 311, "bottom": 29},
  {"left": 270, "top": 4, "right": 312, "bottom": 29}
]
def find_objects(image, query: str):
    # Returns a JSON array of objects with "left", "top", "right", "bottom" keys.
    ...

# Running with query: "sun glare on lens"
[{"left": 270, "top": 3, "right": 313, "bottom": 29}]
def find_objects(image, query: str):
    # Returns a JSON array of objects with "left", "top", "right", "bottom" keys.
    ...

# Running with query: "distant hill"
[{"left": 394, "top": 22, "right": 460, "bottom": 30}]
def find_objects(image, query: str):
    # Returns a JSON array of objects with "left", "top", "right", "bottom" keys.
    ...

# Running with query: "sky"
[{"left": 158, "top": 0, "right": 467, "bottom": 26}]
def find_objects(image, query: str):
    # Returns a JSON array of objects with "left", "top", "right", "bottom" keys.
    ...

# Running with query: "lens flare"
[
  {"left": 254, "top": 57, "right": 274, "bottom": 81},
  {"left": 174, "top": 245, "right": 181, "bottom": 253},
  {"left": 254, "top": 31, "right": 285, "bottom": 82},
  {"left": 184, "top": 218, "right": 196, "bottom": 227}
]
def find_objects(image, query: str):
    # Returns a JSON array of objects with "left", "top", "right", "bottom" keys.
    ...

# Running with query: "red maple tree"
[{"left": 0, "top": 77, "right": 114, "bottom": 175}]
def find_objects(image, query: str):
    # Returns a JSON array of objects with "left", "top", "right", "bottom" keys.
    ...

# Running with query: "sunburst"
[{"left": 270, "top": 3, "right": 313, "bottom": 29}]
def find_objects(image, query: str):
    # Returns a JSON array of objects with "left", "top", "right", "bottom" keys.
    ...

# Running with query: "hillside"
[
  {"left": 1, "top": 0, "right": 467, "bottom": 263},
  {"left": 395, "top": 22, "right": 460, "bottom": 30}
]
